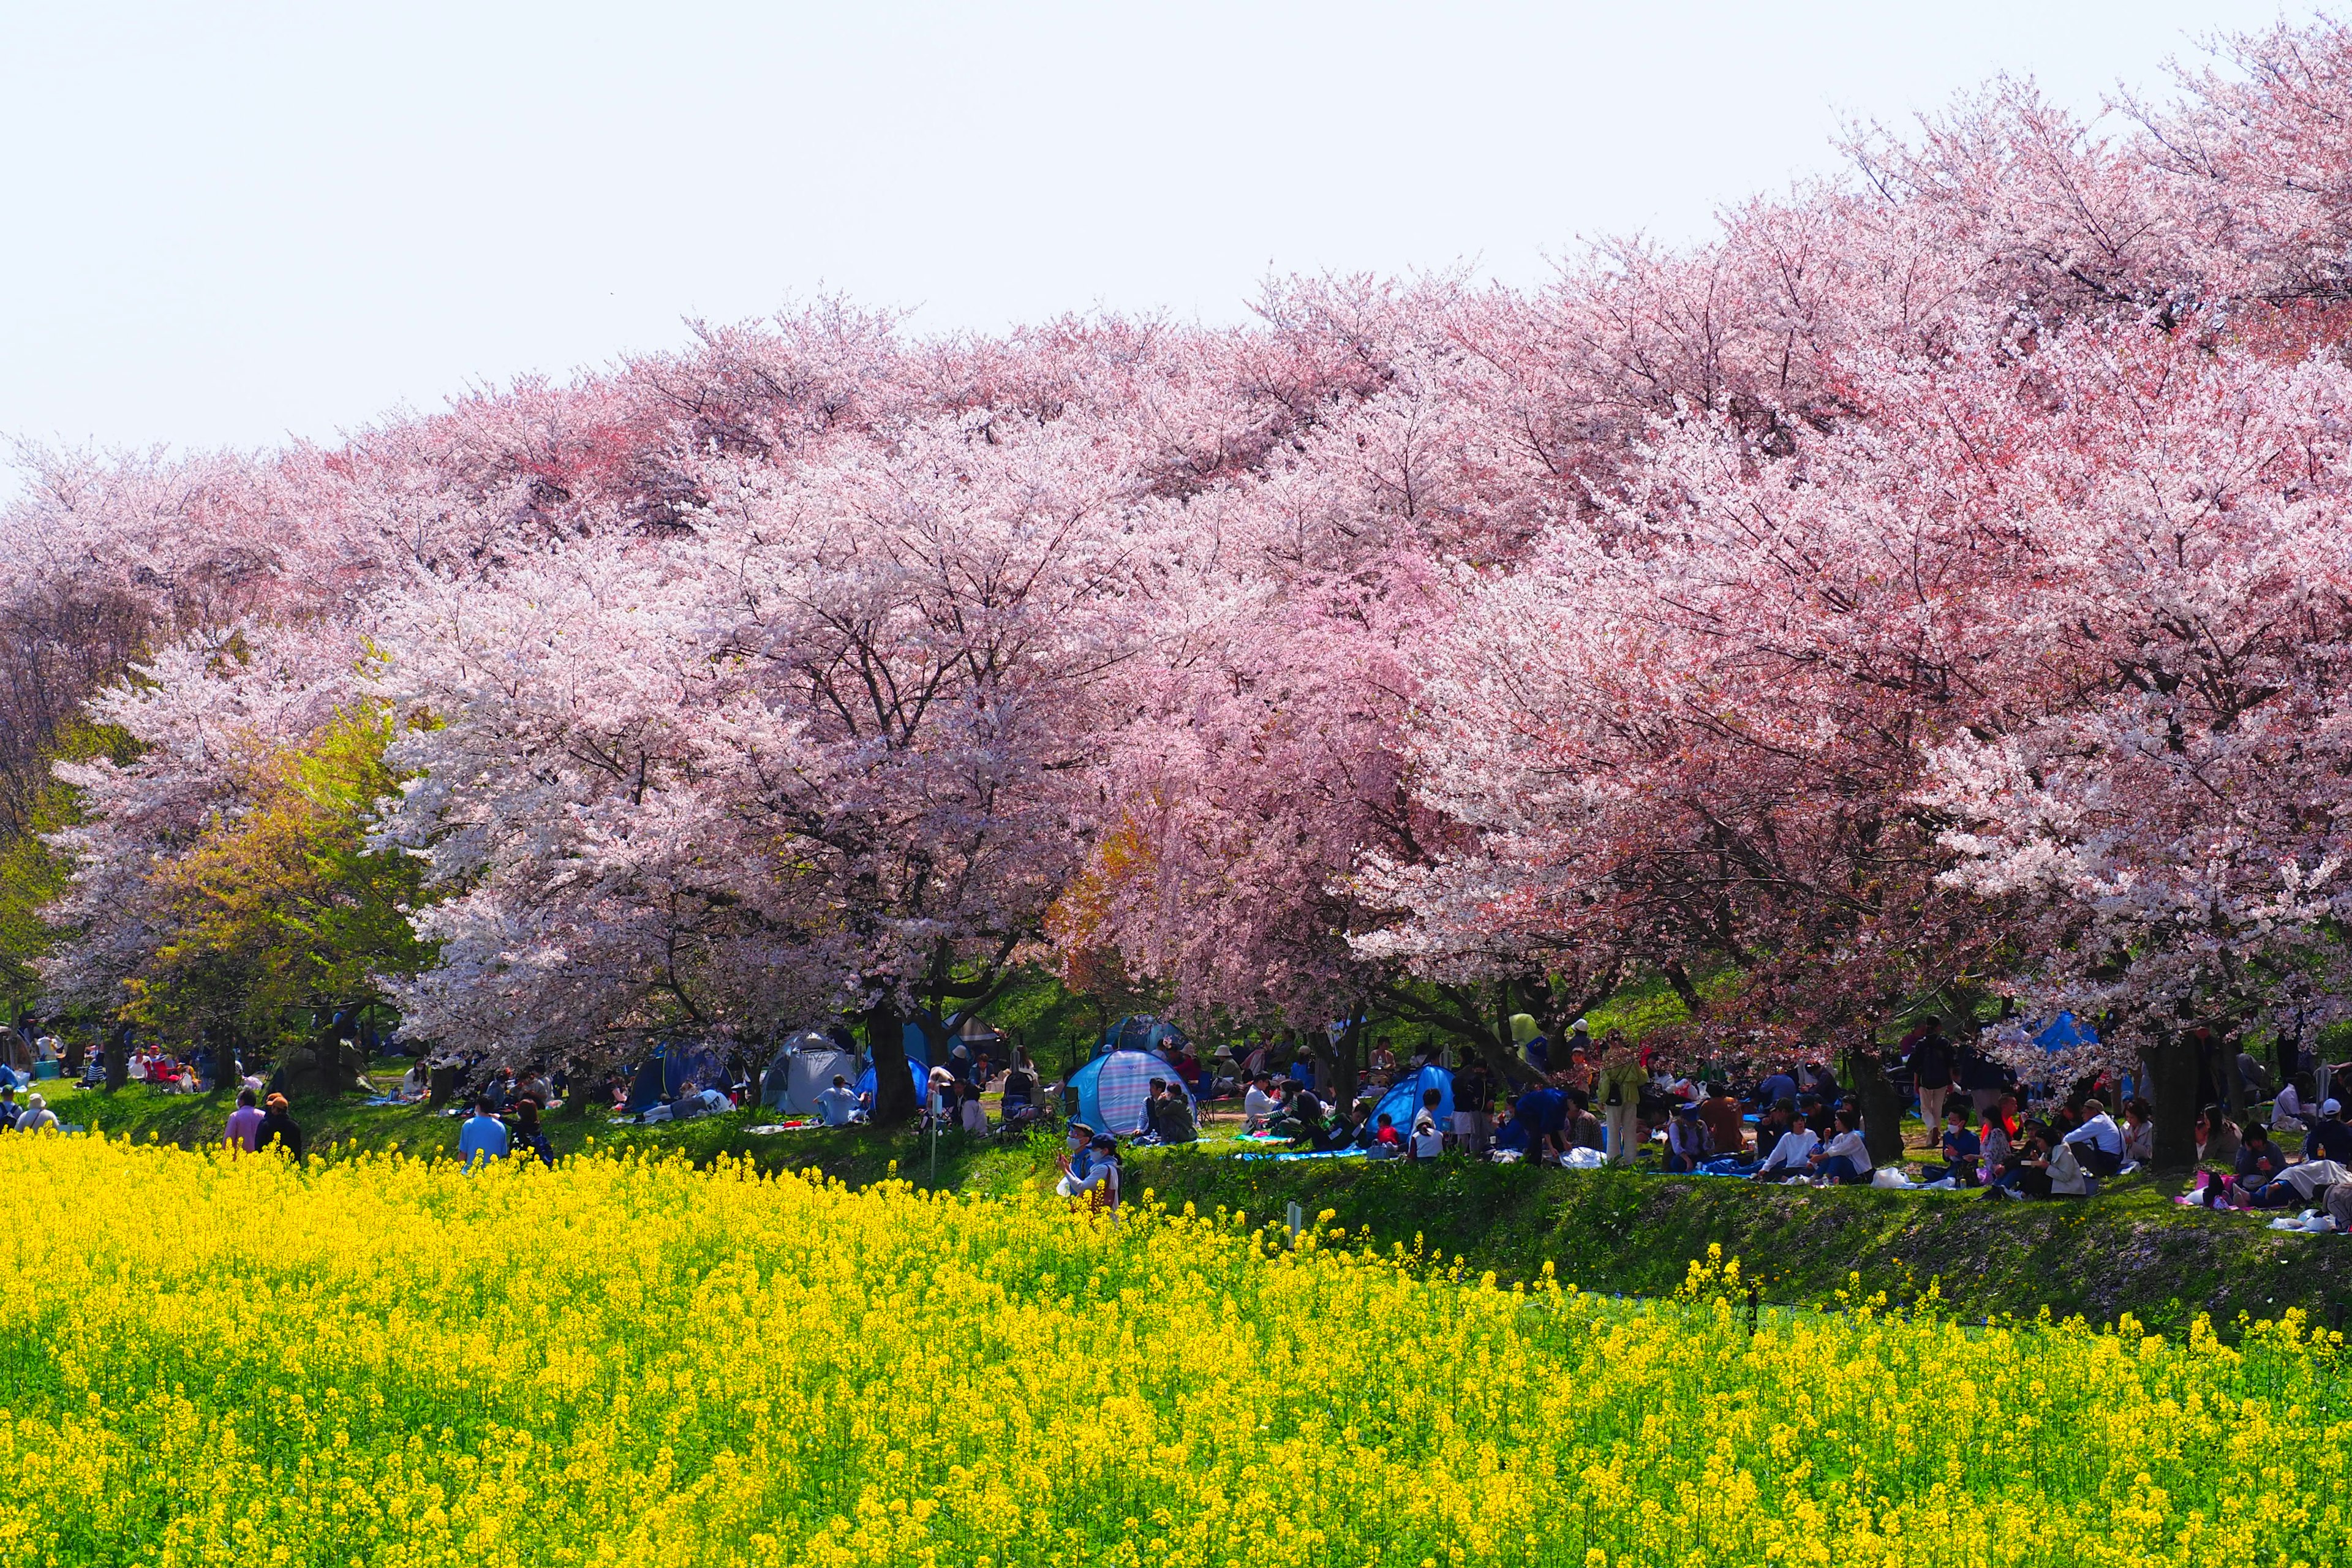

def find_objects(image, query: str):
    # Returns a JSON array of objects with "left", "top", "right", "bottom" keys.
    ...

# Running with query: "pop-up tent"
[
  {"left": 1069, "top": 1047, "right": 1191, "bottom": 1137},
  {"left": 1371, "top": 1065, "right": 1453, "bottom": 1137},
  {"left": 1096, "top": 1014, "right": 1188, "bottom": 1060}
]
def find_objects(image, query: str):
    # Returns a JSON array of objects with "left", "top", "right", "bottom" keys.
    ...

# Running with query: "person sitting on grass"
[
  {"left": 1368, "top": 1112, "right": 1404, "bottom": 1159},
  {"left": 1515, "top": 1075, "right": 1569, "bottom": 1165},
  {"left": 2271, "top": 1072, "right": 2318, "bottom": 1131},
  {"left": 1664, "top": 1102, "right": 1708, "bottom": 1174},
  {"left": 2062, "top": 1098, "right": 2124, "bottom": 1178},
  {"left": 1698, "top": 1081, "right": 1747, "bottom": 1159},
  {"left": 1152, "top": 1086, "right": 1197, "bottom": 1145},
  {"left": 458, "top": 1095, "right": 510, "bottom": 1169},
  {"left": 1242, "top": 1074, "right": 1279, "bottom": 1133},
  {"left": 2306, "top": 1098, "right": 2352, "bottom": 1165},
  {"left": 1807, "top": 1109, "right": 1873, "bottom": 1185},
  {"left": 2236, "top": 1122, "right": 2289, "bottom": 1188},
  {"left": 1753, "top": 1110, "right": 1821, "bottom": 1182},
  {"left": 1410, "top": 1090, "right": 1446, "bottom": 1161},
  {"left": 1980, "top": 1107, "right": 2019, "bottom": 1189},
  {"left": 2195, "top": 1106, "right": 2241, "bottom": 1166},
  {"left": 1563, "top": 1089, "right": 1604, "bottom": 1153},
  {"left": 959, "top": 1081, "right": 989, "bottom": 1137},
  {"left": 1923, "top": 1102, "right": 1980, "bottom": 1186},
  {"left": 2121, "top": 1099, "right": 2156, "bottom": 1166},
  {"left": 816, "top": 1073, "right": 859, "bottom": 1127},
  {"left": 1269, "top": 1082, "right": 1328, "bottom": 1147},
  {"left": 14, "top": 1094, "right": 57, "bottom": 1134}
]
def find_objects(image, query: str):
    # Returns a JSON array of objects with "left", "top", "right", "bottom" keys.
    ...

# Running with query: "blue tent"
[
  {"left": 854, "top": 1058, "right": 929, "bottom": 1107},
  {"left": 1371, "top": 1065, "right": 1453, "bottom": 1137},
  {"left": 1070, "top": 1047, "right": 1191, "bottom": 1136},
  {"left": 1096, "top": 1014, "right": 1188, "bottom": 1060},
  {"left": 625, "top": 1039, "right": 725, "bottom": 1111},
  {"left": 2033, "top": 1013, "right": 2098, "bottom": 1052}
]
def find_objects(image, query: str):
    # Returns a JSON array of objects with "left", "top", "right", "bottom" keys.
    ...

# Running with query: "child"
[{"left": 1370, "top": 1112, "right": 1404, "bottom": 1158}]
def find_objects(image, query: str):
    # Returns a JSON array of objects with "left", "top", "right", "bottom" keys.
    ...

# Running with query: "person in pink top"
[{"left": 224, "top": 1087, "right": 264, "bottom": 1152}]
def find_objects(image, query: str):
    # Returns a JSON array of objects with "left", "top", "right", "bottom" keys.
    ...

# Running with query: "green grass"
[{"left": 1125, "top": 1145, "right": 2352, "bottom": 1338}]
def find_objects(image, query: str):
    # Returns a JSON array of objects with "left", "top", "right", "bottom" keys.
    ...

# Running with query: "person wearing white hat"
[
  {"left": 2306, "top": 1098, "right": 2352, "bottom": 1165},
  {"left": 15, "top": 1095, "right": 56, "bottom": 1133}
]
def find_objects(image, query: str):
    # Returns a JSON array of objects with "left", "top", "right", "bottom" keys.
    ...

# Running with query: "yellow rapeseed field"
[{"left": 1, "top": 1134, "right": 2345, "bottom": 1567}]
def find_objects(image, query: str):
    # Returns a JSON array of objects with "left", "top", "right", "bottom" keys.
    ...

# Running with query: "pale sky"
[{"left": 0, "top": 0, "right": 2308, "bottom": 470}]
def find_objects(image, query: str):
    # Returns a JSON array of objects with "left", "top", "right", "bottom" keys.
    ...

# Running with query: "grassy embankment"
[{"left": 37, "top": 1068, "right": 2352, "bottom": 1339}]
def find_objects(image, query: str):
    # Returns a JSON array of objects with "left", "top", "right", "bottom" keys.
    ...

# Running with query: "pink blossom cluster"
[{"left": 18, "top": 20, "right": 2352, "bottom": 1071}]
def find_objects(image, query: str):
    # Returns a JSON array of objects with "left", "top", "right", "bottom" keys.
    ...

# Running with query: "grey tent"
[{"left": 761, "top": 1029, "right": 862, "bottom": 1115}]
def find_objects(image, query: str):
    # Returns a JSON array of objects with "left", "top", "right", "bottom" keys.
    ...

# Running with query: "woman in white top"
[
  {"left": 2271, "top": 1076, "right": 2317, "bottom": 1131},
  {"left": 1754, "top": 1115, "right": 1822, "bottom": 1182},
  {"left": 1808, "top": 1110, "right": 1874, "bottom": 1185}
]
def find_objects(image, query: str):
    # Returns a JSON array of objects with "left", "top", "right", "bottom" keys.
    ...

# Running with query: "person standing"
[
  {"left": 1452, "top": 1061, "right": 1493, "bottom": 1154},
  {"left": 1904, "top": 1025, "right": 1954, "bottom": 1147},
  {"left": 1597, "top": 1046, "right": 1648, "bottom": 1164},
  {"left": 457, "top": 1096, "right": 509, "bottom": 1168},
  {"left": 225, "top": 1088, "right": 265, "bottom": 1152},
  {"left": 254, "top": 1094, "right": 304, "bottom": 1159}
]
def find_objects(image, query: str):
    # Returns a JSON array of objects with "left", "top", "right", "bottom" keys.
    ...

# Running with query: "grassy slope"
[
  {"left": 39, "top": 1073, "right": 2352, "bottom": 1338},
  {"left": 1125, "top": 1147, "right": 2352, "bottom": 1337}
]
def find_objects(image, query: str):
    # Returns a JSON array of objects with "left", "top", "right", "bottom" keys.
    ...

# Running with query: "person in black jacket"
[
  {"left": 509, "top": 1099, "right": 556, "bottom": 1167},
  {"left": 255, "top": 1093, "right": 305, "bottom": 1160},
  {"left": 1903, "top": 1025, "right": 1954, "bottom": 1147}
]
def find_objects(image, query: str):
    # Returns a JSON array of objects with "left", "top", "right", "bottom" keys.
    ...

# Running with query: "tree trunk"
[
  {"left": 1311, "top": 1016, "right": 1364, "bottom": 1109},
  {"left": 1848, "top": 1045, "right": 1905, "bottom": 1168},
  {"left": 2147, "top": 1033, "right": 2200, "bottom": 1173},
  {"left": 104, "top": 1025, "right": 129, "bottom": 1091},
  {"left": 866, "top": 996, "right": 918, "bottom": 1128}
]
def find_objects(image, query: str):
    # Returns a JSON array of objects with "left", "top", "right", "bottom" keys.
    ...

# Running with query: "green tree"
[{"left": 119, "top": 706, "right": 439, "bottom": 1061}]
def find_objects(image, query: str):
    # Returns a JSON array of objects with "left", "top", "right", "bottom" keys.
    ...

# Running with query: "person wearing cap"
[
  {"left": 253, "top": 1094, "right": 303, "bottom": 1157},
  {"left": 1664, "top": 1102, "right": 1708, "bottom": 1173},
  {"left": 14, "top": 1094, "right": 56, "bottom": 1133},
  {"left": 2306, "top": 1098, "right": 2352, "bottom": 1165}
]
